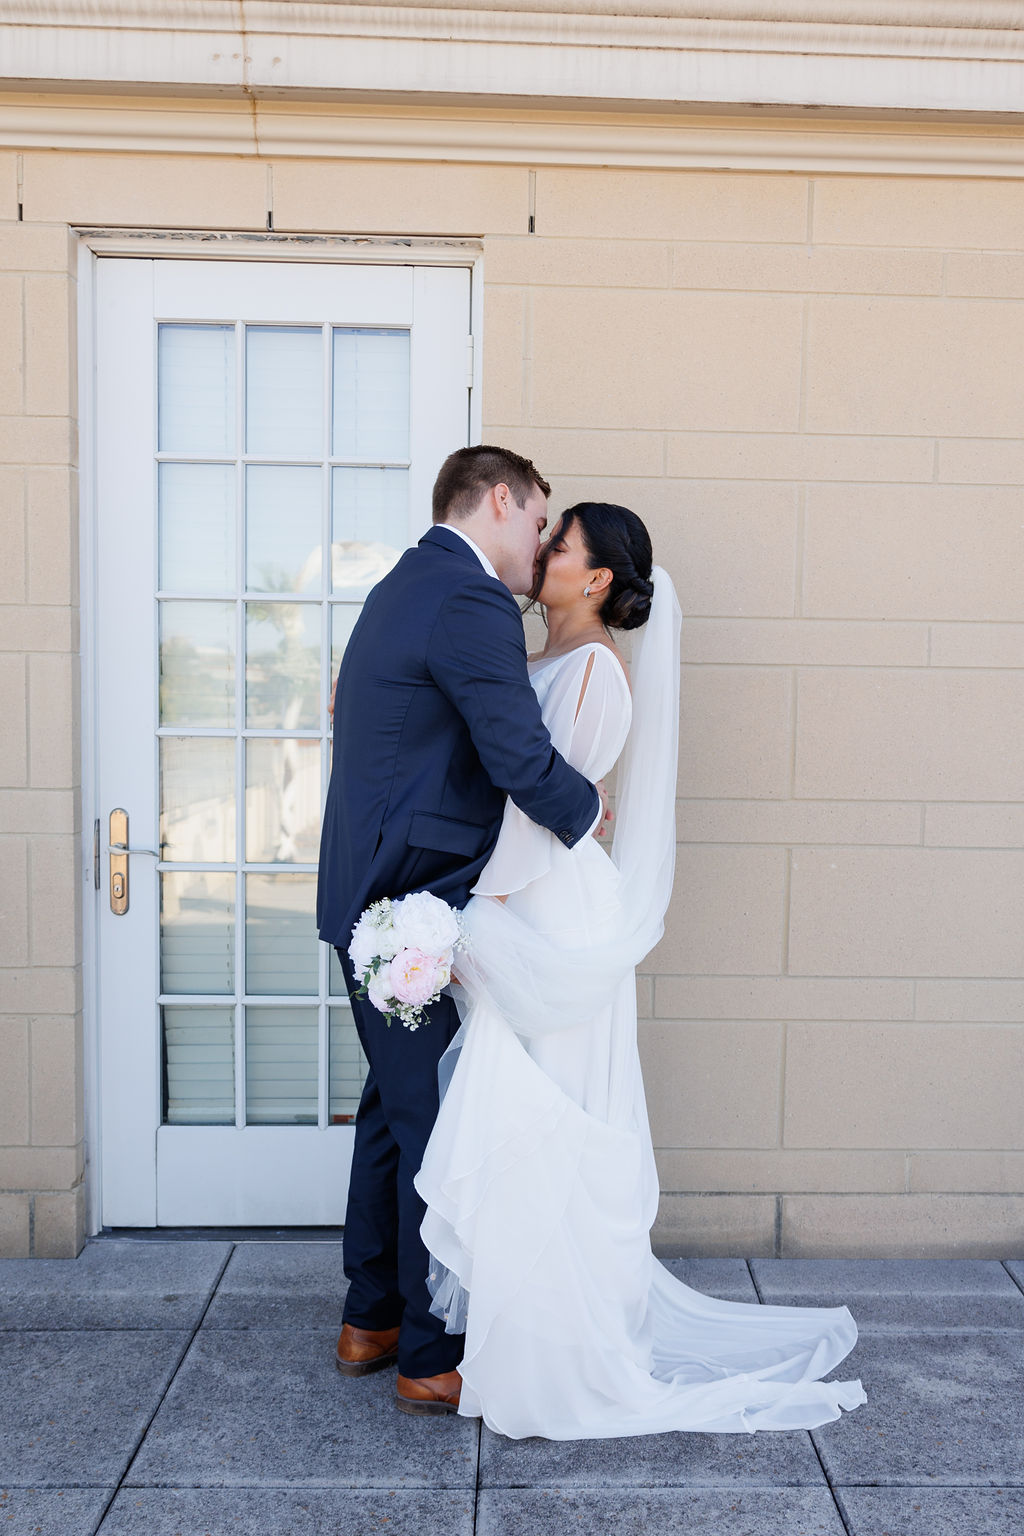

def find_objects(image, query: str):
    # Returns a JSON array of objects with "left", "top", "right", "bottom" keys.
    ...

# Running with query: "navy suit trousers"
[{"left": 338, "top": 947, "right": 465, "bottom": 1379}]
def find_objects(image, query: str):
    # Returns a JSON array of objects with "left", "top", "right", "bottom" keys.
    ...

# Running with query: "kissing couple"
[{"left": 316, "top": 444, "right": 866, "bottom": 1439}]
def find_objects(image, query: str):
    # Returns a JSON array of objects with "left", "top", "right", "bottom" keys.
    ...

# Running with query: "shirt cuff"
[{"left": 586, "top": 785, "right": 603, "bottom": 839}]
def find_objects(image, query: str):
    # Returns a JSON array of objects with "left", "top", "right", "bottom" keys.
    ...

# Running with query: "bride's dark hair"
[{"left": 531, "top": 502, "right": 654, "bottom": 631}]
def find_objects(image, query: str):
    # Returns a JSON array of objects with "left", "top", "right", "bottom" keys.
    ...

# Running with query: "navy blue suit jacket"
[{"left": 316, "top": 524, "right": 599, "bottom": 951}]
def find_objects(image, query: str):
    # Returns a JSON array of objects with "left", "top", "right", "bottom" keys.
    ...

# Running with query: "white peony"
[
  {"left": 349, "top": 897, "right": 403, "bottom": 977},
  {"left": 367, "top": 964, "right": 396, "bottom": 1013},
  {"left": 348, "top": 919, "right": 376, "bottom": 978},
  {"left": 391, "top": 890, "right": 461, "bottom": 958}
]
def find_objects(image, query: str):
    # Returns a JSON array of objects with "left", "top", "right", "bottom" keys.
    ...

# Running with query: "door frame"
[{"left": 77, "top": 229, "right": 485, "bottom": 1237}]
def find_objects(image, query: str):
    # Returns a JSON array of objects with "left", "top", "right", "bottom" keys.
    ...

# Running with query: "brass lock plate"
[{"left": 109, "top": 808, "right": 129, "bottom": 915}]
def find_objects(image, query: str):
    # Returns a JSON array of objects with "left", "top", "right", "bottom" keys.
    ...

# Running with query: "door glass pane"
[
  {"left": 245, "top": 602, "right": 320, "bottom": 729},
  {"left": 158, "top": 324, "right": 235, "bottom": 455},
  {"left": 163, "top": 1007, "right": 234, "bottom": 1125},
  {"left": 160, "top": 601, "right": 235, "bottom": 727},
  {"left": 329, "top": 947, "right": 348, "bottom": 999},
  {"left": 153, "top": 282, "right": 430, "bottom": 1142},
  {"left": 329, "top": 1006, "right": 367, "bottom": 1124},
  {"left": 331, "top": 467, "right": 408, "bottom": 596},
  {"left": 161, "top": 871, "right": 235, "bottom": 995},
  {"left": 245, "top": 873, "right": 317, "bottom": 995},
  {"left": 332, "top": 327, "right": 410, "bottom": 460},
  {"left": 245, "top": 739, "right": 321, "bottom": 864},
  {"left": 245, "top": 1007, "right": 318, "bottom": 1125},
  {"left": 246, "top": 465, "right": 322, "bottom": 594},
  {"left": 160, "top": 737, "right": 235, "bottom": 863},
  {"left": 159, "top": 462, "right": 235, "bottom": 594},
  {"left": 246, "top": 326, "right": 322, "bottom": 458},
  {"left": 329, "top": 604, "right": 361, "bottom": 721}
]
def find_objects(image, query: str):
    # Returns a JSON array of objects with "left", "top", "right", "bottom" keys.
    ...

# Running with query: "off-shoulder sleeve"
[{"left": 472, "top": 646, "right": 632, "bottom": 897}]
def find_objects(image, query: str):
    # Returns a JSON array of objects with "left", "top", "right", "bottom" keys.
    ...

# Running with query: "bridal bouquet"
[{"left": 348, "top": 891, "right": 467, "bottom": 1031}]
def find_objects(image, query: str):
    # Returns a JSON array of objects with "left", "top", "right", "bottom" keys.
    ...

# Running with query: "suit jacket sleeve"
[{"left": 427, "top": 579, "right": 600, "bottom": 849}]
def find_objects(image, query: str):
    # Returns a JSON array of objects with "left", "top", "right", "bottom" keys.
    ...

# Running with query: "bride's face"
[{"left": 535, "top": 516, "right": 599, "bottom": 613}]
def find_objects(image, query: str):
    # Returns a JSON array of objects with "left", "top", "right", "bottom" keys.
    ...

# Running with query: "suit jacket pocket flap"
[{"left": 408, "top": 811, "right": 490, "bottom": 858}]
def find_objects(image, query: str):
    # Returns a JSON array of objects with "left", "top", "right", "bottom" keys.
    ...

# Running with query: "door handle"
[{"left": 108, "top": 808, "right": 159, "bottom": 915}]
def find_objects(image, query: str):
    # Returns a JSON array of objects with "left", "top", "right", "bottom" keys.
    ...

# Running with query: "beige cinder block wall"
[
  {"left": 479, "top": 167, "right": 1024, "bottom": 1258},
  {"left": 1, "top": 145, "right": 1022, "bottom": 1256},
  {"left": 0, "top": 165, "right": 83, "bottom": 1257}
]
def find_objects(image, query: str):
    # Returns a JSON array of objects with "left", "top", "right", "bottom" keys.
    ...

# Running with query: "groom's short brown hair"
[{"left": 432, "top": 445, "right": 551, "bottom": 523}]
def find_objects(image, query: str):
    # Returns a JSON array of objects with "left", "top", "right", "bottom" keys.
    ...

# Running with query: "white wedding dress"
[{"left": 415, "top": 569, "right": 866, "bottom": 1441}]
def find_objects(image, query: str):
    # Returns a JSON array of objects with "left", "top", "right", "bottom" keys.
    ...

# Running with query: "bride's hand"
[{"left": 594, "top": 780, "right": 614, "bottom": 840}]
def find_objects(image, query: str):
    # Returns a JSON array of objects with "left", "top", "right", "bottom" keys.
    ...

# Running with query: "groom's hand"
[{"left": 594, "top": 780, "right": 613, "bottom": 840}]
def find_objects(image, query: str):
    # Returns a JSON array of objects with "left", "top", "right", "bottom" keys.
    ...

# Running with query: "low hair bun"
[{"left": 610, "top": 581, "right": 653, "bottom": 632}]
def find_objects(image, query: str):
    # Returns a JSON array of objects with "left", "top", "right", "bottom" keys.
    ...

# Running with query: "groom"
[{"left": 317, "top": 445, "right": 605, "bottom": 1414}]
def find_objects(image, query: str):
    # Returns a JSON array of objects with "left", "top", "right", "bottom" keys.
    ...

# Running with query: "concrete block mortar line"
[
  {"left": 523, "top": 285, "right": 533, "bottom": 425},
  {"left": 89, "top": 1240, "right": 236, "bottom": 1530},
  {"left": 780, "top": 845, "right": 792, "bottom": 975},
  {"left": 797, "top": 295, "right": 810, "bottom": 434},
  {"left": 793, "top": 481, "right": 805, "bottom": 621},
  {"left": 20, "top": 273, "right": 26, "bottom": 413},
  {"left": 776, "top": 1016, "right": 788, "bottom": 1175}
]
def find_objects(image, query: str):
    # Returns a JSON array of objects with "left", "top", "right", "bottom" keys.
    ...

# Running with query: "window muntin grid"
[{"left": 156, "top": 321, "right": 404, "bottom": 1126}]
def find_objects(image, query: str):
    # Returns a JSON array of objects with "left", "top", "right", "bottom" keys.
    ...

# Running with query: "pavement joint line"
[
  {"left": 745, "top": 1258, "right": 853, "bottom": 1536},
  {"left": 745, "top": 1258, "right": 765, "bottom": 1304},
  {"left": 1001, "top": 1260, "right": 1024, "bottom": 1301},
  {"left": 93, "top": 1240, "right": 237, "bottom": 1530},
  {"left": 472, "top": 1419, "right": 483, "bottom": 1530},
  {"left": 808, "top": 1432, "right": 852, "bottom": 1536}
]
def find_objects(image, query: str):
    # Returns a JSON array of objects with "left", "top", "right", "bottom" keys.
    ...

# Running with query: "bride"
[{"left": 414, "top": 501, "right": 867, "bottom": 1441}]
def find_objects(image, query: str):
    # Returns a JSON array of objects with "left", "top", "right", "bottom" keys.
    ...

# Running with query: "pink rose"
[{"left": 389, "top": 947, "right": 446, "bottom": 1008}]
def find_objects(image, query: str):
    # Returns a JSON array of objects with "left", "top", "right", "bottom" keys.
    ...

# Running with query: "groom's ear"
[{"left": 490, "top": 481, "right": 513, "bottom": 519}]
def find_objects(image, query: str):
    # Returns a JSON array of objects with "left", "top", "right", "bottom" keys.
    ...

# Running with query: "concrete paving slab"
[
  {"left": 202, "top": 1242, "right": 347, "bottom": 1329},
  {"left": 0, "top": 1331, "right": 191, "bottom": 1487},
  {"left": 477, "top": 1487, "right": 847, "bottom": 1535},
  {"left": 837, "top": 1486, "right": 1024, "bottom": 1536},
  {"left": 479, "top": 1421, "right": 825, "bottom": 1489},
  {"left": 98, "top": 1488, "right": 475, "bottom": 1534},
  {"left": 658, "top": 1258, "right": 760, "bottom": 1303},
  {"left": 126, "top": 1328, "right": 478, "bottom": 1488},
  {"left": 751, "top": 1259, "right": 1024, "bottom": 1329},
  {"left": 0, "top": 1486, "right": 113, "bottom": 1535},
  {"left": 811, "top": 1331, "right": 1024, "bottom": 1486},
  {"left": 0, "top": 1240, "right": 231, "bottom": 1331}
]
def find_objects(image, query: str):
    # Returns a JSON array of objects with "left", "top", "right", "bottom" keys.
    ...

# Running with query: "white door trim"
[{"left": 78, "top": 234, "right": 484, "bottom": 1235}]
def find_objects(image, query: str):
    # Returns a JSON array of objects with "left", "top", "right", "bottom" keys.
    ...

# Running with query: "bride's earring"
[{"left": 583, "top": 586, "right": 591, "bottom": 597}]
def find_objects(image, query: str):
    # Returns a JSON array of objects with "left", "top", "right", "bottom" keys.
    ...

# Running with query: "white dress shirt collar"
[{"left": 443, "top": 523, "right": 500, "bottom": 582}]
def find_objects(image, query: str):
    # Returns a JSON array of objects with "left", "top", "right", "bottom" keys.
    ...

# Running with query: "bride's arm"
[{"left": 471, "top": 649, "right": 627, "bottom": 898}]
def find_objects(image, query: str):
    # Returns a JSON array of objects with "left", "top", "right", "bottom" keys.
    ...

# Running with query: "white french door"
[{"left": 92, "top": 257, "right": 471, "bottom": 1226}]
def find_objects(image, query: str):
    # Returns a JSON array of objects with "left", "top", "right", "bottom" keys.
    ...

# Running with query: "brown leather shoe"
[
  {"left": 335, "top": 1322, "right": 401, "bottom": 1377},
  {"left": 395, "top": 1368, "right": 462, "bottom": 1417}
]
